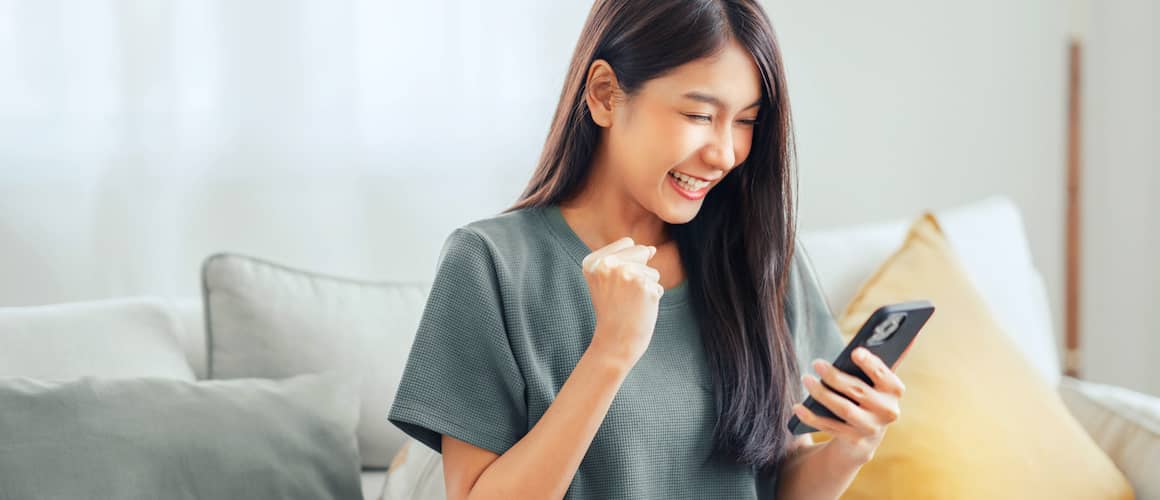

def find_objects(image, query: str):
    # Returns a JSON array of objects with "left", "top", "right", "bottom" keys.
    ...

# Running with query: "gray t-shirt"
[{"left": 388, "top": 203, "right": 846, "bottom": 499}]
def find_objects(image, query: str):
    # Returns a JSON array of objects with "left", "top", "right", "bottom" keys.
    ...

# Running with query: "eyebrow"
[{"left": 682, "top": 91, "right": 762, "bottom": 110}]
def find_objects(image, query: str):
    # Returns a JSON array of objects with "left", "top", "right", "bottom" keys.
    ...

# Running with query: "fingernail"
[{"left": 855, "top": 348, "right": 867, "bottom": 360}]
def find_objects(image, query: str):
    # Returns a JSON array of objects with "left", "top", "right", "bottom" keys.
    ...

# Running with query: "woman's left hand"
[{"left": 792, "top": 346, "right": 906, "bottom": 465}]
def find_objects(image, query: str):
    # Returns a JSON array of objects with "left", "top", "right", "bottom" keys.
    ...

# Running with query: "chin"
[{"left": 657, "top": 201, "right": 701, "bottom": 225}]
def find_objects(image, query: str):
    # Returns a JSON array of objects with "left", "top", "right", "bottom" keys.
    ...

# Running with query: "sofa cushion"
[
  {"left": 361, "top": 470, "right": 388, "bottom": 500},
  {"left": 379, "top": 439, "right": 446, "bottom": 500},
  {"left": 799, "top": 195, "right": 1060, "bottom": 386},
  {"left": 172, "top": 297, "right": 209, "bottom": 379},
  {"left": 812, "top": 212, "right": 1132, "bottom": 499},
  {"left": 1060, "top": 376, "right": 1160, "bottom": 499},
  {"left": 0, "top": 371, "right": 363, "bottom": 500},
  {"left": 0, "top": 297, "right": 195, "bottom": 381},
  {"left": 202, "top": 252, "right": 429, "bottom": 468}
]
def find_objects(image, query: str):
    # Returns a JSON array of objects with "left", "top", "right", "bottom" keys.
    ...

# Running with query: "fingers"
[
  {"left": 580, "top": 237, "right": 663, "bottom": 300},
  {"left": 812, "top": 358, "right": 874, "bottom": 406},
  {"left": 582, "top": 237, "right": 635, "bottom": 272},
  {"left": 593, "top": 256, "right": 658, "bottom": 281},
  {"left": 608, "top": 243, "right": 656, "bottom": 266},
  {"left": 615, "top": 262, "right": 664, "bottom": 298},
  {"left": 813, "top": 358, "right": 900, "bottom": 425},
  {"left": 801, "top": 374, "right": 876, "bottom": 435},
  {"left": 582, "top": 238, "right": 658, "bottom": 272},
  {"left": 619, "top": 262, "right": 660, "bottom": 282},
  {"left": 851, "top": 347, "right": 906, "bottom": 398},
  {"left": 583, "top": 239, "right": 657, "bottom": 273},
  {"left": 650, "top": 282, "right": 664, "bottom": 299},
  {"left": 792, "top": 401, "right": 859, "bottom": 437}
]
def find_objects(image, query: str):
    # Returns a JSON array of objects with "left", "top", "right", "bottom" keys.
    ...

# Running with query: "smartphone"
[{"left": 787, "top": 299, "right": 935, "bottom": 435}]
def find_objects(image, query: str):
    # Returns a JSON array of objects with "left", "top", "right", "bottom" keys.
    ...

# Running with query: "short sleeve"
[
  {"left": 387, "top": 227, "right": 528, "bottom": 455},
  {"left": 784, "top": 240, "right": 848, "bottom": 402}
]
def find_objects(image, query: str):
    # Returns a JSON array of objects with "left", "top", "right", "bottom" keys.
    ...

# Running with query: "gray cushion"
[
  {"left": 201, "top": 253, "right": 429, "bottom": 468},
  {"left": 0, "top": 371, "right": 363, "bottom": 500}
]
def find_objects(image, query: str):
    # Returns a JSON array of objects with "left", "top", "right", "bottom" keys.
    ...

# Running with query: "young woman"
[{"left": 388, "top": 1, "right": 906, "bottom": 498}]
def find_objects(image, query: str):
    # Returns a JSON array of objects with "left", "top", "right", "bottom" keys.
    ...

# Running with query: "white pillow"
[
  {"left": 172, "top": 297, "right": 209, "bottom": 380},
  {"left": 0, "top": 297, "right": 195, "bottom": 381},
  {"left": 800, "top": 195, "right": 1061, "bottom": 386},
  {"left": 379, "top": 439, "right": 446, "bottom": 500},
  {"left": 202, "top": 253, "right": 430, "bottom": 468}
]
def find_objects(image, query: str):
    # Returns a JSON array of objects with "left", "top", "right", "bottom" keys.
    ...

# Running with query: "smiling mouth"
[
  {"left": 668, "top": 169, "right": 711, "bottom": 191},
  {"left": 667, "top": 170, "right": 710, "bottom": 200}
]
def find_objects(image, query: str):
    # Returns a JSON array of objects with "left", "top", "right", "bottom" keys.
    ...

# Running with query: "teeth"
[{"left": 669, "top": 170, "right": 709, "bottom": 191}]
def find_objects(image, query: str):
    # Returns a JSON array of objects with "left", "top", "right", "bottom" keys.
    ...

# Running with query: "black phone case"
[{"left": 787, "top": 299, "right": 935, "bottom": 435}]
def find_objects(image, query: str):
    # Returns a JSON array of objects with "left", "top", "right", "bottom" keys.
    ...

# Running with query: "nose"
[{"left": 703, "top": 126, "right": 737, "bottom": 172}]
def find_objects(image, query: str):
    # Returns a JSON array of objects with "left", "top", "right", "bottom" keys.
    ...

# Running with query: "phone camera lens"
[{"left": 868, "top": 312, "right": 906, "bottom": 346}]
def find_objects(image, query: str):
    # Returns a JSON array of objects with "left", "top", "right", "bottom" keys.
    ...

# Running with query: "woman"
[{"left": 388, "top": 1, "right": 905, "bottom": 498}]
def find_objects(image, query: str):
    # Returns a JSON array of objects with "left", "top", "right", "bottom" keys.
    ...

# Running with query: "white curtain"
[
  {"left": 0, "top": 0, "right": 592, "bottom": 176},
  {"left": 0, "top": 0, "right": 596, "bottom": 304}
]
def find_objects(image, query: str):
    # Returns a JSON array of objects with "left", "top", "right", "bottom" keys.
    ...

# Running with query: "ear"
[{"left": 584, "top": 59, "right": 622, "bottom": 128}]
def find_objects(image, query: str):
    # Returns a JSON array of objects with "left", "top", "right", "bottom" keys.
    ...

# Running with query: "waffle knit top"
[{"left": 388, "top": 203, "right": 847, "bottom": 499}]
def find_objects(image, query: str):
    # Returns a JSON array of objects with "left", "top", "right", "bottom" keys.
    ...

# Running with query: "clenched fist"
[{"left": 582, "top": 237, "right": 664, "bottom": 367}]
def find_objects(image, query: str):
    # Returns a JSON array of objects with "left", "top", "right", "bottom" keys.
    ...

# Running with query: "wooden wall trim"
[{"left": 1064, "top": 39, "right": 1082, "bottom": 378}]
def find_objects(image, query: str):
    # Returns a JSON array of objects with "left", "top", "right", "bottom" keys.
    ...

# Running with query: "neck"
[{"left": 558, "top": 147, "right": 672, "bottom": 251}]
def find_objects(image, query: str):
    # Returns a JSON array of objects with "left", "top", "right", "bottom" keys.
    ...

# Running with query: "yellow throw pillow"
[{"left": 813, "top": 212, "right": 1133, "bottom": 499}]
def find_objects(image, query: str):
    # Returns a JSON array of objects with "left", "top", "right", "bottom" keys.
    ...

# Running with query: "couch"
[
  {"left": 382, "top": 194, "right": 1160, "bottom": 499},
  {"left": 1, "top": 169, "right": 1156, "bottom": 499}
]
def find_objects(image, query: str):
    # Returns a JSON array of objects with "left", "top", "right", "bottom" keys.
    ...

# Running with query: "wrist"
[
  {"left": 820, "top": 438, "right": 875, "bottom": 469},
  {"left": 585, "top": 332, "right": 638, "bottom": 371},
  {"left": 582, "top": 339, "right": 635, "bottom": 377}
]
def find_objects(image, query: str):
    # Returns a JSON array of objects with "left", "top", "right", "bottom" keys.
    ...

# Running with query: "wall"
[
  {"left": 1076, "top": 0, "right": 1157, "bottom": 395},
  {"left": 764, "top": 0, "right": 1156, "bottom": 395},
  {"left": 762, "top": 2, "right": 1073, "bottom": 369}
]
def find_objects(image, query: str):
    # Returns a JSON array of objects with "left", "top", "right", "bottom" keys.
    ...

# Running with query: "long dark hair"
[{"left": 504, "top": 0, "right": 800, "bottom": 477}]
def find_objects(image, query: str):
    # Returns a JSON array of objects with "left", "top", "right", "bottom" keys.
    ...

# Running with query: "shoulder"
[
  {"left": 439, "top": 205, "right": 550, "bottom": 269},
  {"left": 460, "top": 206, "right": 542, "bottom": 246},
  {"left": 785, "top": 238, "right": 814, "bottom": 295},
  {"left": 784, "top": 238, "right": 838, "bottom": 329},
  {"left": 790, "top": 237, "right": 817, "bottom": 272}
]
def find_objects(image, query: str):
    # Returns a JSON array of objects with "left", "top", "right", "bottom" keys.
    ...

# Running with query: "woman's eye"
[{"left": 683, "top": 113, "right": 758, "bottom": 126}]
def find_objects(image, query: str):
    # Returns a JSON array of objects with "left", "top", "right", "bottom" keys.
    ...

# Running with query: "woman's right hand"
[{"left": 582, "top": 237, "right": 664, "bottom": 367}]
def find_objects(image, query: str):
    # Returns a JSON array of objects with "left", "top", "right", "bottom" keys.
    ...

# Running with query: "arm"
[
  {"left": 445, "top": 339, "right": 632, "bottom": 500},
  {"left": 775, "top": 435, "right": 867, "bottom": 500}
]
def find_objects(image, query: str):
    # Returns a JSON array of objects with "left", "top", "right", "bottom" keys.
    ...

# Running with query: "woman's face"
[{"left": 589, "top": 38, "right": 763, "bottom": 223}]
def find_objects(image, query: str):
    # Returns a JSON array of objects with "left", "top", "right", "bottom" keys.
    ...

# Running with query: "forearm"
[
  {"left": 775, "top": 440, "right": 866, "bottom": 500},
  {"left": 469, "top": 344, "right": 630, "bottom": 500}
]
